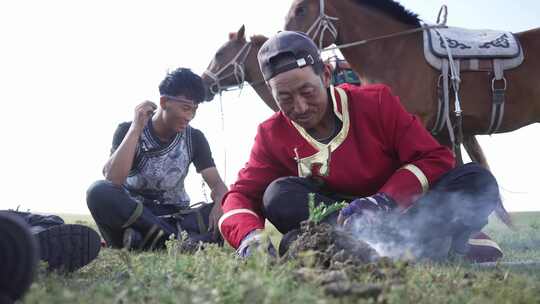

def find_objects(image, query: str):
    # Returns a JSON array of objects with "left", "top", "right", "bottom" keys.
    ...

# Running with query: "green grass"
[{"left": 22, "top": 212, "right": 540, "bottom": 304}]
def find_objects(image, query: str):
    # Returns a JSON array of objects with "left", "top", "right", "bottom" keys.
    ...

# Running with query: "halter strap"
[
  {"left": 203, "top": 41, "right": 253, "bottom": 95},
  {"left": 306, "top": 0, "right": 339, "bottom": 50},
  {"left": 308, "top": 1, "right": 447, "bottom": 53}
]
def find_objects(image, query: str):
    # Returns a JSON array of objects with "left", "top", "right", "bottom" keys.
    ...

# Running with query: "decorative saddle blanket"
[
  {"left": 426, "top": 26, "right": 521, "bottom": 58},
  {"left": 423, "top": 25, "right": 524, "bottom": 71}
]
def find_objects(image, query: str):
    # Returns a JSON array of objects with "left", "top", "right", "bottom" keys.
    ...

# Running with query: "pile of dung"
[
  {"left": 294, "top": 267, "right": 383, "bottom": 298},
  {"left": 293, "top": 258, "right": 409, "bottom": 298},
  {"left": 284, "top": 221, "right": 412, "bottom": 299},
  {"left": 284, "top": 221, "right": 380, "bottom": 269}
]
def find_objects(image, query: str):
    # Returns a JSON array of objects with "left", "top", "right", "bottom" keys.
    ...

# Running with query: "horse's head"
[
  {"left": 285, "top": 0, "right": 339, "bottom": 49},
  {"left": 202, "top": 25, "right": 258, "bottom": 101}
]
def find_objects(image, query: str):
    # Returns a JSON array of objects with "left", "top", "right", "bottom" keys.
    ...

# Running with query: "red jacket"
[{"left": 219, "top": 84, "right": 455, "bottom": 248}]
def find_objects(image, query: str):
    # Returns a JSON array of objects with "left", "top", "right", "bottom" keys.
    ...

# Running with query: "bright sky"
[{"left": 0, "top": 0, "right": 538, "bottom": 214}]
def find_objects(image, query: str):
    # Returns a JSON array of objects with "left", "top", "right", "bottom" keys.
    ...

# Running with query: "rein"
[
  {"left": 307, "top": 0, "right": 448, "bottom": 53},
  {"left": 322, "top": 24, "right": 447, "bottom": 52},
  {"left": 205, "top": 39, "right": 268, "bottom": 94}
]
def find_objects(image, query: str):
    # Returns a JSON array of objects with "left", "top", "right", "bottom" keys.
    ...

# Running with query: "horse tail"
[
  {"left": 463, "top": 136, "right": 490, "bottom": 170},
  {"left": 463, "top": 136, "right": 514, "bottom": 228},
  {"left": 494, "top": 201, "right": 515, "bottom": 229}
]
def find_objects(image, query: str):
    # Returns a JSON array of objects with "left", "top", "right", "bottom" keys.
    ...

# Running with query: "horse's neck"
[
  {"left": 250, "top": 81, "right": 278, "bottom": 112},
  {"left": 245, "top": 51, "right": 279, "bottom": 112},
  {"left": 336, "top": 5, "right": 426, "bottom": 86},
  {"left": 340, "top": 34, "right": 424, "bottom": 84}
]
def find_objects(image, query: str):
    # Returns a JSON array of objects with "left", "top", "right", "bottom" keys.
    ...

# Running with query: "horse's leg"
[{"left": 463, "top": 136, "right": 490, "bottom": 170}]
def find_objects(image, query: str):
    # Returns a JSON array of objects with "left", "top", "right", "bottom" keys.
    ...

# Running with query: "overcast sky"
[{"left": 0, "top": 0, "right": 538, "bottom": 214}]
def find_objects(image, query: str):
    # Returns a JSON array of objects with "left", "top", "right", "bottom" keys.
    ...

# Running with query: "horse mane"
[
  {"left": 353, "top": 0, "right": 421, "bottom": 27},
  {"left": 250, "top": 35, "right": 268, "bottom": 47}
]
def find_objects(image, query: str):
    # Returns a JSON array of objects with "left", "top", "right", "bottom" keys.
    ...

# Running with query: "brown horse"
[
  {"left": 202, "top": 26, "right": 277, "bottom": 111},
  {"left": 284, "top": 0, "right": 540, "bottom": 225},
  {"left": 284, "top": 0, "right": 540, "bottom": 156},
  {"left": 284, "top": 0, "right": 540, "bottom": 133}
]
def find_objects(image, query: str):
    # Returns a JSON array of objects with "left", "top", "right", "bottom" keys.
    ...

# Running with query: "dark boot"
[
  {"left": 0, "top": 212, "right": 38, "bottom": 303},
  {"left": 36, "top": 224, "right": 101, "bottom": 272},
  {"left": 465, "top": 231, "right": 503, "bottom": 263},
  {"left": 2, "top": 210, "right": 101, "bottom": 272},
  {"left": 123, "top": 222, "right": 171, "bottom": 251},
  {"left": 122, "top": 228, "right": 143, "bottom": 251}
]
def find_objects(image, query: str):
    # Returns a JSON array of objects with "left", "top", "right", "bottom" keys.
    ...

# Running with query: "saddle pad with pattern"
[{"left": 424, "top": 25, "right": 521, "bottom": 59}]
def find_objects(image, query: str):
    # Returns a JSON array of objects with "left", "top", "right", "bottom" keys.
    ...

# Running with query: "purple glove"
[{"left": 338, "top": 193, "right": 396, "bottom": 225}]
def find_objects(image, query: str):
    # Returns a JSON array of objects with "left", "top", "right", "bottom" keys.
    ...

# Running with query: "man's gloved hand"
[
  {"left": 337, "top": 193, "right": 397, "bottom": 226},
  {"left": 236, "top": 229, "right": 277, "bottom": 258}
]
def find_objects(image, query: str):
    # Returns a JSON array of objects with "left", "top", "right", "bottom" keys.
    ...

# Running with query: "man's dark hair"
[{"left": 159, "top": 68, "right": 206, "bottom": 103}]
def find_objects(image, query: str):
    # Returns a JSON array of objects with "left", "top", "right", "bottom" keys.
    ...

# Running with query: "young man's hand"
[
  {"left": 200, "top": 167, "right": 228, "bottom": 242},
  {"left": 132, "top": 101, "right": 157, "bottom": 131},
  {"left": 208, "top": 202, "right": 223, "bottom": 241}
]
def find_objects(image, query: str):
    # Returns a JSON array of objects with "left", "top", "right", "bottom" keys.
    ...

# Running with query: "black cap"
[{"left": 258, "top": 31, "right": 322, "bottom": 81}]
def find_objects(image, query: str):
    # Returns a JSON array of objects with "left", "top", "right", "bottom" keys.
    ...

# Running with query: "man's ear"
[
  {"left": 159, "top": 96, "right": 167, "bottom": 109},
  {"left": 321, "top": 63, "right": 333, "bottom": 88},
  {"left": 267, "top": 83, "right": 281, "bottom": 110}
]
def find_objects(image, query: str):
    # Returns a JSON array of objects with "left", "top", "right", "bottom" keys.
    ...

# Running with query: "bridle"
[
  {"left": 305, "top": 0, "right": 339, "bottom": 50},
  {"left": 203, "top": 41, "right": 253, "bottom": 96},
  {"left": 304, "top": 0, "right": 447, "bottom": 52}
]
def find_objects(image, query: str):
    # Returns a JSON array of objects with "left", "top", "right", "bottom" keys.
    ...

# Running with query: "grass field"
[{"left": 21, "top": 212, "right": 540, "bottom": 304}]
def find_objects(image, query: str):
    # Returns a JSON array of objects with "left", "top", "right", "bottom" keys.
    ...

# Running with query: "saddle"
[{"left": 422, "top": 25, "right": 524, "bottom": 135}]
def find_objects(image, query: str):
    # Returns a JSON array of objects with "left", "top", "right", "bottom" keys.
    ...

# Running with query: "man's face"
[
  {"left": 268, "top": 64, "right": 332, "bottom": 130},
  {"left": 162, "top": 95, "right": 198, "bottom": 132}
]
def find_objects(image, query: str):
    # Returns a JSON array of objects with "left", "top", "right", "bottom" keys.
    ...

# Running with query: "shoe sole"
[
  {"left": 37, "top": 224, "right": 101, "bottom": 272},
  {"left": 0, "top": 213, "right": 38, "bottom": 302},
  {"left": 466, "top": 231, "right": 503, "bottom": 263}
]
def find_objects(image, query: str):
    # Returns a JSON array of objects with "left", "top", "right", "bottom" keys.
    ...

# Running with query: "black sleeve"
[
  {"left": 111, "top": 122, "right": 132, "bottom": 155},
  {"left": 191, "top": 128, "right": 216, "bottom": 173}
]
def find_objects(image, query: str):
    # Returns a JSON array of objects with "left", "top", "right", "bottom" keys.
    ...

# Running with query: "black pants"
[
  {"left": 86, "top": 180, "right": 216, "bottom": 249},
  {"left": 262, "top": 163, "right": 500, "bottom": 258}
]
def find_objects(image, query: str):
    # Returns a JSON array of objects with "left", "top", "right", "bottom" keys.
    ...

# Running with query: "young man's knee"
[{"left": 86, "top": 180, "right": 119, "bottom": 212}]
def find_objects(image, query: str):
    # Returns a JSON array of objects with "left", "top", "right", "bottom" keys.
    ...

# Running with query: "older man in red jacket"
[{"left": 218, "top": 31, "right": 502, "bottom": 262}]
